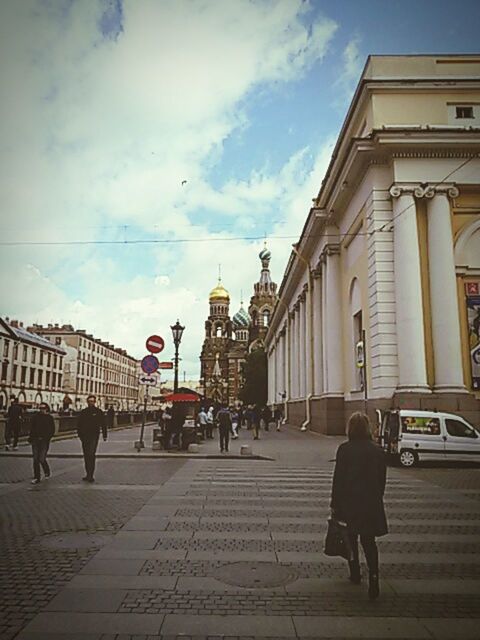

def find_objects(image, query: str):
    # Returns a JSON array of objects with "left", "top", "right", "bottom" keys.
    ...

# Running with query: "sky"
[{"left": 1, "top": 0, "right": 479, "bottom": 382}]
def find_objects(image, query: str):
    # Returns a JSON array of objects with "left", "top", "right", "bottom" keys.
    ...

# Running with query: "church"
[{"left": 199, "top": 246, "right": 277, "bottom": 406}]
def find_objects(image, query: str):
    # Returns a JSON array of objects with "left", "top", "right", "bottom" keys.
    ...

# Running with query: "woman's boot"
[
  {"left": 348, "top": 560, "right": 361, "bottom": 584},
  {"left": 368, "top": 572, "right": 380, "bottom": 600}
]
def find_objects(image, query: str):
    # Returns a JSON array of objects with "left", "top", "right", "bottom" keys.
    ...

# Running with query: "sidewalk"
[{"left": 2, "top": 423, "right": 480, "bottom": 639}]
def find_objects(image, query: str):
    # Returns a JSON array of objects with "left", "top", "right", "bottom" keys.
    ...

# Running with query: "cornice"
[{"left": 389, "top": 182, "right": 459, "bottom": 199}]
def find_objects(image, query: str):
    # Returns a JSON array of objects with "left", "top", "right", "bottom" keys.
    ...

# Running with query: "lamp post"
[{"left": 170, "top": 320, "right": 185, "bottom": 394}]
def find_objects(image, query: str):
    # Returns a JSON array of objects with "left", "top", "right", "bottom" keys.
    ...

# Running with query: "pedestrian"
[
  {"left": 5, "top": 397, "right": 23, "bottom": 451},
  {"left": 162, "top": 405, "right": 173, "bottom": 448},
  {"left": 77, "top": 395, "right": 107, "bottom": 483},
  {"left": 245, "top": 405, "right": 253, "bottom": 430},
  {"left": 330, "top": 412, "right": 388, "bottom": 600},
  {"left": 29, "top": 402, "right": 55, "bottom": 484},
  {"left": 217, "top": 404, "right": 232, "bottom": 453},
  {"left": 251, "top": 404, "right": 261, "bottom": 440},
  {"left": 231, "top": 407, "right": 239, "bottom": 439},
  {"left": 274, "top": 406, "right": 283, "bottom": 431},
  {"left": 197, "top": 406, "right": 208, "bottom": 440},
  {"left": 261, "top": 405, "right": 271, "bottom": 431},
  {"left": 206, "top": 405, "right": 215, "bottom": 439},
  {"left": 106, "top": 405, "right": 115, "bottom": 429}
]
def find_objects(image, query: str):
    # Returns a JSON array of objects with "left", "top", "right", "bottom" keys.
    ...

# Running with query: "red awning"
[{"left": 163, "top": 392, "right": 201, "bottom": 403}]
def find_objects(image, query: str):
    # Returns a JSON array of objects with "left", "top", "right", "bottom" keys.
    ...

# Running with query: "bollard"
[
  {"left": 240, "top": 444, "right": 252, "bottom": 456},
  {"left": 188, "top": 443, "right": 200, "bottom": 453}
]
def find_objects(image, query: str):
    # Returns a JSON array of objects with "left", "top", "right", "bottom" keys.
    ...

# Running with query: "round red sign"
[{"left": 145, "top": 335, "right": 165, "bottom": 354}]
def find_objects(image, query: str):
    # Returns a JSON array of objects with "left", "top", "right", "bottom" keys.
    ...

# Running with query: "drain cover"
[
  {"left": 213, "top": 561, "right": 298, "bottom": 588},
  {"left": 37, "top": 532, "right": 111, "bottom": 549}
]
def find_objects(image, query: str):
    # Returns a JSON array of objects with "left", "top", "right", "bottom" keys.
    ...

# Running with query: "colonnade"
[{"left": 268, "top": 182, "right": 466, "bottom": 409}]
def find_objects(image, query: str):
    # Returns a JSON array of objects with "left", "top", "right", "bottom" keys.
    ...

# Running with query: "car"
[{"left": 378, "top": 409, "right": 480, "bottom": 467}]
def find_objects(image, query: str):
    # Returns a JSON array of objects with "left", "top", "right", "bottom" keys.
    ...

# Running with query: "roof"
[{"left": 1, "top": 319, "right": 66, "bottom": 354}]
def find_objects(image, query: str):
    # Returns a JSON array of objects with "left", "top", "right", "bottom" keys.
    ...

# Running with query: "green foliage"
[{"left": 238, "top": 347, "right": 267, "bottom": 406}]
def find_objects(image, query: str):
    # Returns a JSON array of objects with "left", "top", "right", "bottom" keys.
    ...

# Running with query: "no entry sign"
[
  {"left": 141, "top": 354, "right": 160, "bottom": 374},
  {"left": 146, "top": 335, "right": 165, "bottom": 354}
]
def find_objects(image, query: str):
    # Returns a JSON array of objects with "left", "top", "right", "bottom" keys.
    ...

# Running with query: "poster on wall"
[{"left": 466, "top": 283, "right": 480, "bottom": 390}]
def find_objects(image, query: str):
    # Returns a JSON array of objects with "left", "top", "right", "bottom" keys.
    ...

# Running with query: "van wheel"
[{"left": 399, "top": 450, "right": 417, "bottom": 468}]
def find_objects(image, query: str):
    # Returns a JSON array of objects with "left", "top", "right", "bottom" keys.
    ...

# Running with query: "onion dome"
[
  {"left": 233, "top": 304, "right": 250, "bottom": 328},
  {"left": 209, "top": 279, "right": 230, "bottom": 301},
  {"left": 259, "top": 247, "right": 271, "bottom": 261}
]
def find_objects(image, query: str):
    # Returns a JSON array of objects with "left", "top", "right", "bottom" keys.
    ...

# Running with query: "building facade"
[
  {"left": 199, "top": 248, "right": 278, "bottom": 405},
  {"left": 265, "top": 55, "right": 480, "bottom": 433},
  {"left": 0, "top": 318, "right": 66, "bottom": 411},
  {"left": 29, "top": 324, "right": 139, "bottom": 411}
]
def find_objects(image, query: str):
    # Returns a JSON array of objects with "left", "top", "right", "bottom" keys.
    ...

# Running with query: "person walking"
[
  {"left": 106, "top": 405, "right": 115, "bottom": 429},
  {"left": 274, "top": 406, "right": 283, "bottom": 431},
  {"left": 29, "top": 402, "right": 55, "bottom": 484},
  {"left": 330, "top": 412, "right": 388, "bottom": 600},
  {"left": 231, "top": 407, "right": 239, "bottom": 439},
  {"left": 261, "top": 405, "right": 271, "bottom": 432},
  {"left": 251, "top": 404, "right": 261, "bottom": 440},
  {"left": 5, "top": 397, "right": 23, "bottom": 451},
  {"left": 197, "top": 406, "right": 208, "bottom": 440},
  {"left": 77, "top": 395, "right": 107, "bottom": 483},
  {"left": 217, "top": 404, "right": 232, "bottom": 453},
  {"left": 206, "top": 405, "right": 215, "bottom": 439}
]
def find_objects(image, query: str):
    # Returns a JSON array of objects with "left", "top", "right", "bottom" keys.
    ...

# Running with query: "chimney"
[
  {"left": 48, "top": 324, "right": 53, "bottom": 329},
  {"left": 19, "top": 322, "right": 24, "bottom": 328},
  {"left": 10, "top": 320, "right": 18, "bottom": 328}
]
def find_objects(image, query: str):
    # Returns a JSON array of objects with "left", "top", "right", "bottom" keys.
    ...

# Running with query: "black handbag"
[{"left": 324, "top": 518, "right": 353, "bottom": 561}]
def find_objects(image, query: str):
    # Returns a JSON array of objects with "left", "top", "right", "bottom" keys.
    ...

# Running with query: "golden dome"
[{"left": 209, "top": 280, "right": 230, "bottom": 301}]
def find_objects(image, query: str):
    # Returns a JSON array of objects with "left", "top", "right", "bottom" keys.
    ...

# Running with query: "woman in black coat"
[
  {"left": 29, "top": 402, "right": 55, "bottom": 484},
  {"left": 330, "top": 412, "right": 387, "bottom": 600}
]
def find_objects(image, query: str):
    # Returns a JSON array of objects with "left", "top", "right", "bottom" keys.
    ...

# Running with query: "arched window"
[
  {"left": 262, "top": 309, "right": 270, "bottom": 326},
  {"left": 216, "top": 325, "right": 223, "bottom": 338}
]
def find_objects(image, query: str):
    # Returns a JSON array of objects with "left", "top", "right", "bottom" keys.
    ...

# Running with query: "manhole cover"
[
  {"left": 37, "top": 532, "right": 112, "bottom": 549},
  {"left": 213, "top": 561, "right": 298, "bottom": 588}
]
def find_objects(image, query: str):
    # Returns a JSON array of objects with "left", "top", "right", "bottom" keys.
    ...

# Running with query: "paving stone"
[
  {"left": 293, "top": 616, "right": 431, "bottom": 638},
  {"left": 160, "top": 614, "right": 296, "bottom": 636},
  {"left": 46, "top": 589, "right": 127, "bottom": 612},
  {"left": 22, "top": 612, "right": 164, "bottom": 634},
  {"left": 80, "top": 558, "right": 146, "bottom": 575}
]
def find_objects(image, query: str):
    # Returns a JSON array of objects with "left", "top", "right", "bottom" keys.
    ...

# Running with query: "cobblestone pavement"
[{"left": 2, "top": 424, "right": 480, "bottom": 639}]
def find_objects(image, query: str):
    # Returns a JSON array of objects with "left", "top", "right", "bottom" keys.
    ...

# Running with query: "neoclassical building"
[
  {"left": 265, "top": 54, "right": 480, "bottom": 433},
  {"left": 199, "top": 247, "right": 278, "bottom": 405}
]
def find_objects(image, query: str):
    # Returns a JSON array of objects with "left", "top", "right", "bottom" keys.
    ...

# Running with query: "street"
[{"left": 0, "top": 423, "right": 479, "bottom": 639}]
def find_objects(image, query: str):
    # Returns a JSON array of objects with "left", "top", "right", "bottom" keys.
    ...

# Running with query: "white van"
[{"left": 378, "top": 410, "right": 480, "bottom": 467}]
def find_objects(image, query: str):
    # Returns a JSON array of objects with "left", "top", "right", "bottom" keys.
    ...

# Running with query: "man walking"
[
  {"left": 217, "top": 404, "right": 232, "bottom": 453},
  {"left": 29, "top": 402, "right": 55, "bottom": 484},
  {"left": 5, "top": 397, "right": 23, "bottom": 450},
  {"left": 197, "top": 406, "right": 208, "bottom": 440},
  {"left": 77, "top": 395, "right": 107, "bottom": 483}
]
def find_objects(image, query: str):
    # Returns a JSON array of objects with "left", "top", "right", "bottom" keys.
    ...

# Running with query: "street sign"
[
  {"left": 146, "top": 334, "right": 165, "bottom": 354},
  {"left": 159, "top": 361, "right": 174, "bottom": 369},
  {"left": 138, "top": 373, "right": 159, "bottom": 386},
  {"left": 141, "top": 354, "right": 159, "bottom": 374}
]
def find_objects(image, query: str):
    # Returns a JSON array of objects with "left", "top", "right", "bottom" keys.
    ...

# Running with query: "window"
[
  {"left": 262, "top": 309, "right": 270, "bottom": 327},
  {"left": 12, "top": 365, "right": 17, "bottom": 384},
  {"left": 58, "top": 374, "right": 62, "bottom": 388},
  {"left": 3, "top": 340, "right": 9, "bottom": 358},
  {"left": 55, "top": 336, "right": 62, "bottom": 345},
  {"left": 29, "top": 368, "right": 35, "bottom": 385},
  {"left": 31, "top": 348, "right": 36, "bottom": 364},
  {"left": 52, "top": 373, "right": 56, "bottom": 388},
  {"left": 47, "top": 352, "right": 51, "bottom": 367},
  {"left": 401, "top": 416, "right": 440, "bottom": 435},
  {"left": 456, "top": 106, "right": 474, "bottom": 119},
  {"left": 1, "top": 362, "right": 8, "bottom": 380},
  {"left": 445, "top": 419, "right": 477, "bottom": 438},
  {"left": 38, "top": 370, "right": 43, "bottom": 386},
  {"left": 13, "top": 344, "right": 18, "bottom": 360},
  {"left": 46, "top": 371, "right": 50, "bottom": 387},
  {"left": 39, "top": 350, "right": 44, "bottom": 365},
  {"left": 23, "top": 345, "right": 28, "bottom": 361},
  {"left": 21, "top": 366, "right": 27, "bottom": 384}
]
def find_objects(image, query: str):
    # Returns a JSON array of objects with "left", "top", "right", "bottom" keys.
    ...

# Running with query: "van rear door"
[{"left": 443, "top": 417, "right": 480, "bottom": 462}]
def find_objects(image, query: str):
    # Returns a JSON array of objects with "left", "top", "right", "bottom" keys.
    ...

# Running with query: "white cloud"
[
  {"left": 0, "top": 0, "right": 339, "bottom": 379},
  {"left": 334, "top": 36, "right": 363, "bottom": 104}
]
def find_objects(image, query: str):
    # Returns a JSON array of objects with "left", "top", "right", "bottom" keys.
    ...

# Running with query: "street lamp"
[{"left": 170, "top": 319, "right": 185, "bottom": 393}]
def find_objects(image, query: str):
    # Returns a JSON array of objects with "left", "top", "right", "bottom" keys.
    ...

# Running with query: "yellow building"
[{"left": 266, "top": 55, "right": 480, "bottom": 434}]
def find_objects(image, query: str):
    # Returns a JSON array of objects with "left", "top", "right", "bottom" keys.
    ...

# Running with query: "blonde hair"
[{"left": 347, "top": 412, "right": 372, "bottom": 441}]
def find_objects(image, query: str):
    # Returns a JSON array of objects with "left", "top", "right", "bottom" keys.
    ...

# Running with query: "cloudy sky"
[{"left": 1, "top": 0, "right": 479, "bottom": 382}]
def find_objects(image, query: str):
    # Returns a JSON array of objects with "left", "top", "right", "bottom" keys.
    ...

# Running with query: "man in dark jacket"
[
  {"left": 216, "top": 404, "right": 232, "bottom": 453},
  {"left": 77, "top": 395, "right": 107, "bottom": 483},
  {"left": 5, "top": 397, "right": 23, "bottom": 450},
  {"left": 29, "top": 402, "right": 55, "bottom": 484}
]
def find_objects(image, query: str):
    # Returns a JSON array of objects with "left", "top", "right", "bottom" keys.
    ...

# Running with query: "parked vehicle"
[{"left": 378, "top": 409, "right": 480, "bottom": 467}]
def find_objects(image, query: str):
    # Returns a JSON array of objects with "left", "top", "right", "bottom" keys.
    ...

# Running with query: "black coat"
[
  {"left": 29, "top": 413, "right": 55, "bottom": 441},
  {"left": 330, "top": 439, "right": 388, "bottom": 537},
  {"left": 77, "top": 407, "right": 107, "bottom": 440}
]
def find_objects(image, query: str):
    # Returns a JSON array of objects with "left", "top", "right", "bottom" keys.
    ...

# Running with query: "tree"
[{"left": 238, "top": 347, "right": 267, "bottom": 406}]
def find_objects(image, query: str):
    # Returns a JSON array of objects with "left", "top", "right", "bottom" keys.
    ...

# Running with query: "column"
[
  {"left": 426, "top": 186, "right": 465, "bottom": 391},
  {"left": 299, "top": 299, "right": 306, "bottom": 398},
  {"left": 390, "top": 185, "right": 430, "bottom": 392},
  {"left": 296, "top": 306, "right": 302, "bottom": 398},
  {"left": 290, "top": 312, "right": 297, "bottom": 399},
  {"left": 312, "top": 271, "right": 324, "bottom": 395},
  {"left": 305, "top": 281, "right": 313, "bottom": 397},
  {"left": 321, "top": 259, "right": 328, "bottom": 391},
  {"left": 325, "top": 248, "right": 344, "bottom": 394}
]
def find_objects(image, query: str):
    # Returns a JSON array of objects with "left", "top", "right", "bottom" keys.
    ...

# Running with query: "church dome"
[
  {"left": 233, "top": 305, "right": 250, "bottom": 328},
  {"left": 209, "top": 280, "right": 230, "bottom": 301},
  {"left": 259, "top": 247, "right": 271, "bottom": 261}
]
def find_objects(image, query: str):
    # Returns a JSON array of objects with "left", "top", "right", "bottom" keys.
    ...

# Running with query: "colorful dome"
[
  {"left": 209, "top": 280, "right": 230, "bottom": 301},
  {"left": 259, "top": 247, "right": 271, "bottom": 261},
  {"left": 233, "top": 305, "right": 250, "bottom": 328}
]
